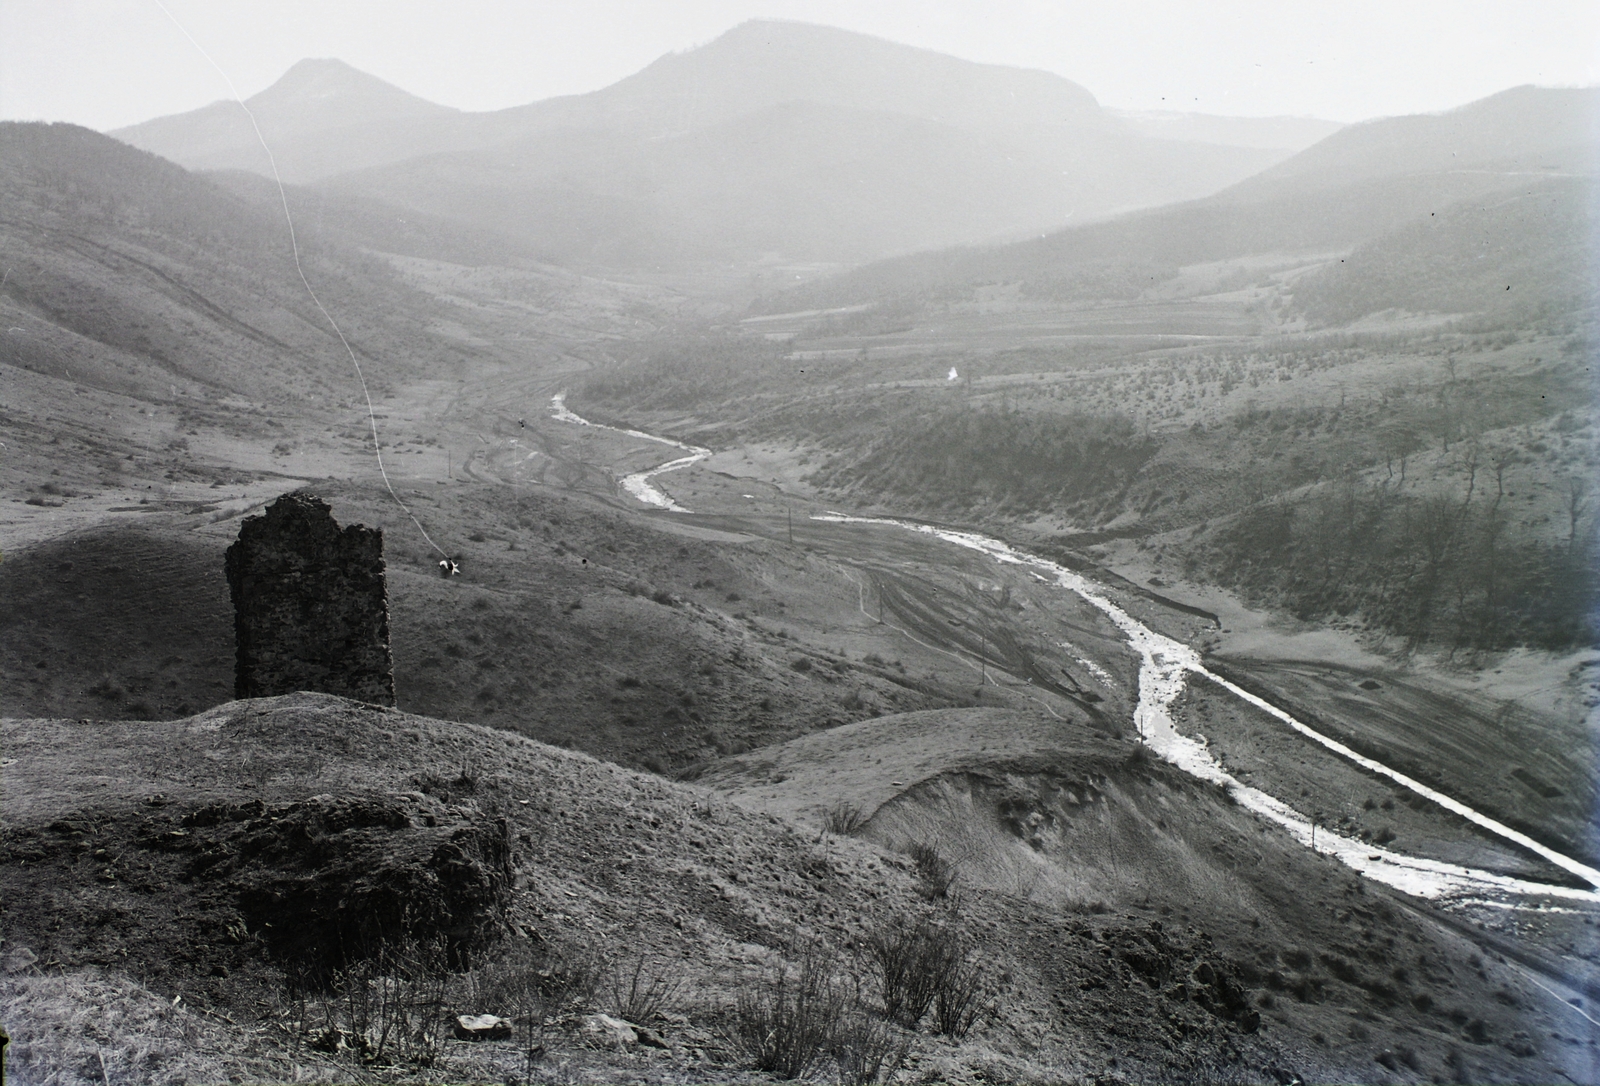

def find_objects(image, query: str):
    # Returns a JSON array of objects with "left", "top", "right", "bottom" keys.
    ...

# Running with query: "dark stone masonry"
[{"left": 225, "top": 492, "right": 396, "bottom": 706}]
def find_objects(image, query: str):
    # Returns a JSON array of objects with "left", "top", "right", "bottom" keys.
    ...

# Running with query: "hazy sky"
[{"left": 4, "top": 0, "right": 1597, "bottom": 131}]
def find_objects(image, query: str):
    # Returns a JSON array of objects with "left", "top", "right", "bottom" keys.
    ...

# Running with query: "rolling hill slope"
[
  {"left": 0, "top": 118, "right": 703, "bottom": 594},
  {"left": 754, "top": 85, "right": 1599, "bottom": 317},
  {"left": 565, "top": 74, "right": 1597, "bottom": 656},
  {"left": 329, "top": 98, "right": 1287, "bottom": 267},
  {"left": 0, "top": 121, "right": 460, "bottom": 406},
  {"left": 1226, "top": 85, "right": 1599, "bottom": 198},
  {"left": 1289, "top": 176, "right": 1598, "bottom": 323},
  {"left": 6, "top": 693, "right": 1590, "bottom": 1085}
]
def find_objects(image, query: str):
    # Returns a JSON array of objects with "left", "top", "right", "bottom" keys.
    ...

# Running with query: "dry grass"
[
  {"left": 727, "top": 941, "right": 850, "bottom": 1080},
  {"left": 5, "top": 693, "right": 1585, "bottom": 1085},
  {"left": 907, "top": 841, "right": 957, "bottom": 899},
  {"left": 1, "top": 968, "right": 321, "bottom": 1086},
  {"left": 604, "top": 954, "right": 684, "bottom": 1025},
  {"left": 820, "top": 801, "right": 870, "bottom": 836},
  {"left": 831, "top": 1010, "right": 912, "bottom": 1086}
]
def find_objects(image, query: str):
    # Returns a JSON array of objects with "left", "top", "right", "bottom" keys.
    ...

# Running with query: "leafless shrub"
[
  {"left": 821, "top": 802, "right": 869, "bottom": 836},
  {"left": 606, "top": 953, "right": 684, "bottom": 1023},
  {"left": 729, "top": 941, "right": 849, "bottom": 1079},
  {"left": 868, "top": 915, "right": 988, "bottom": 1037},
  {"left": 299, "top": 934, "right": 450, "bottom": 1067},
  {"left": 907, "top": 841, "right": 956, "bottom": 899},
  {"left": 832, "top": 1010, "right": 913, "bottom": 1085},
  {"left": 867, "top": 916, "right": 946, "bottom": 1028},
  {"left": 931, "top": 953, "right": 986, "bottom": 1038}
]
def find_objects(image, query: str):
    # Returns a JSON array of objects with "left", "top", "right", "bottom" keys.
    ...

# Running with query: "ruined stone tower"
[{"left": 225, "top": 492, "right": 396, "bottom": 706}]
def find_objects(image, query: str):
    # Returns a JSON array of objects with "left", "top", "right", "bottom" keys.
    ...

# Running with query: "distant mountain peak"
[
  {"left": 278, "top": 57, "right": 370, "bottom": 79},
  {"left": 248, "top": 58, "right": 454, "bottom": 116},
  {"left": 607, "top": 16, "right": 1101, "bottom": 134},
  {"left": 711, "top": 17, "right": 909, "bottom": 45},
  {"left": 108, "top": 56, "right": 459, "bottom": 182}
]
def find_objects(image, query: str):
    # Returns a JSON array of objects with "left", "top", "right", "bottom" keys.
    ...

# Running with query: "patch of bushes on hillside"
[
  {"left": 1290, "top": 178, "right": 1595, "bottom": 326},
  {"left": 1190, "top": 477, "right": 1597, "bottom": 652},
  {"left": 807, "top": 406, "right": 1156, "bottom": 515},
  {"left": 1017, "top": 261, "right": 1180, "bottom": 303},
  {"left": 728, "top": 920, "right": 988, "bottom": 1083},
  {"left": 867, "top": 914, "right": 985, "bottom": 1035},
  {"left": 578, "top": 332, "right": 788, "bottom": 414}
]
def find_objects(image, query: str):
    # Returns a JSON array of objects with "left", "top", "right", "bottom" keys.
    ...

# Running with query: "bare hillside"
[{"left": 5, "top": 694, "right": 1587, "bottom": 1084}]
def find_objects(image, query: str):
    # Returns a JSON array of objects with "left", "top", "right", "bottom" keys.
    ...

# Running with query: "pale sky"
[{"left": 3, "top": 0, "right": 1597, "bottom": 131}]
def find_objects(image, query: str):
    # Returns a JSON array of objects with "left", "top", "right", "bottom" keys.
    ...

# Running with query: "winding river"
[
  {"left": 553, "top": 394, "right": 1600, "bottom": 909},
  {"left": 814, "top": 515, "right": 1600, "bottom": 908},
  {"left": 551, "top": 392, "right": 710, "bottom": 510}
]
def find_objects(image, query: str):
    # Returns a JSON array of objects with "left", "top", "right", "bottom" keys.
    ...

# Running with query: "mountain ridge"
[
  {"left": 109, "top": 57, "right": 465, "bottom": 179},
  {"left": 751, "top": 83, "right": 1599, "bottom": 316},
  {"left": 106, "top": 21, "right": 1326, "bottom": 270},
  {"left": 1224, "top": 84, "right": 1600, "bottom": 198}
]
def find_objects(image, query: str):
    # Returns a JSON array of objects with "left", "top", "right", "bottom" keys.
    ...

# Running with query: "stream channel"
[{"left": 552, "top": 394, "right": 1600, "bottom": 911}]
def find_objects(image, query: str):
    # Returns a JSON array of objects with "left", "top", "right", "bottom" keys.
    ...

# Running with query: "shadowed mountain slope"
[
  {"left": 1290, "top": 175, "right": 1598, "bottom": 323},
  {"left": 203, "top": 168, "right": 538, "bottom": 267},
  {"left": 0, "top": 122, "right": 466, "bottom": 406},
  {"left": 329, "top": 98, "right": 1285, "bottom": 267}
]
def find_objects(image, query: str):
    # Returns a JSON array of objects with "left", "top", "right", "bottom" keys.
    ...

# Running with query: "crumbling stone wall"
[{"left": 225, "top": 492, "right": 395, "bottom": 706}]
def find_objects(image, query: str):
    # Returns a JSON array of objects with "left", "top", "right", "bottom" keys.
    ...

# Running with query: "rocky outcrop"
[
  {"left": 177, "top": 790, "right": 513, "bottom": 976},
  {"left": 225, "top": 493, "right": 395, "bottom": 706},
  {"left": 1103, "top": 921, "right": 1260, "bottom": 1033}
]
